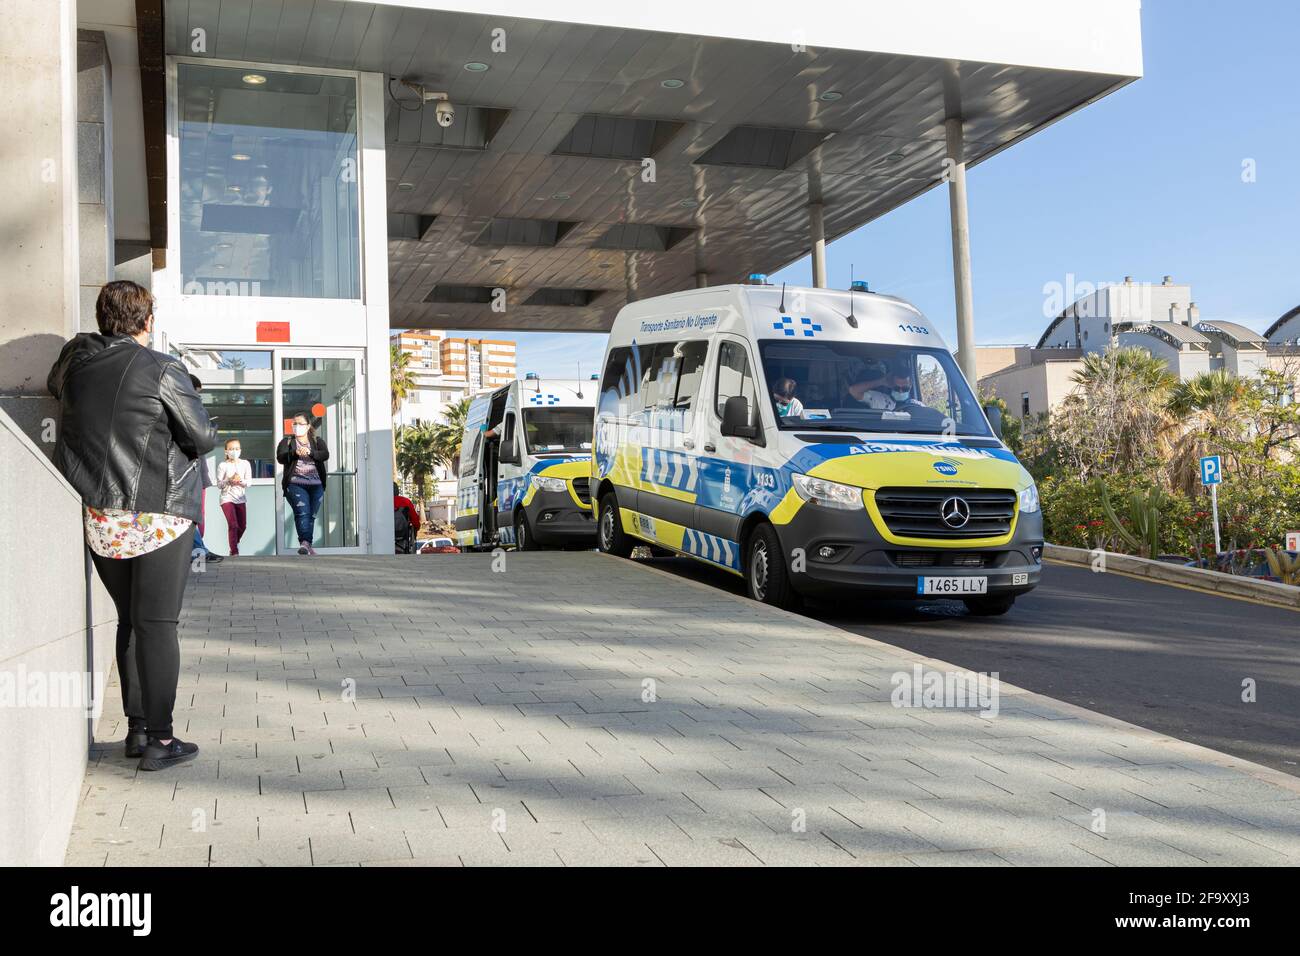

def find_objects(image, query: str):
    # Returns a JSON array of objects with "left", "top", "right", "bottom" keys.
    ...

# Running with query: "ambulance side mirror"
[
  {"left": 720, "top": 395, "right": 759, "bottom": 441},
  {"left": 983, "top": 404, "right": 1004, "bottom": 440}
]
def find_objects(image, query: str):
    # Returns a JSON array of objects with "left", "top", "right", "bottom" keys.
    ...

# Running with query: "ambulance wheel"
[
  {"left": 514, "top": 511, "right": 537, "bottom": 551},
  {"left": 597, "top": 492, "right": 634, "bottom": 558},
  {"left": 746, "top": 524, "right": 799, "bottom": 610},
  {"left": 963, "top": 594, "right": 1015, "bottom": 616}
]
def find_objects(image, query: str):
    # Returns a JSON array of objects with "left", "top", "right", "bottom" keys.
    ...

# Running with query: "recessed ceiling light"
[
  {"left": 231, "top": 153, "right": 251, "bottom": 161},
  {"left": 226, "top": 185, "right": 241, "bottom": 193},
  {"left": 552, "top": 193, "right": 571, "bottom": 200},
  {"left": 242, "top": 73, "right": 267, "bottom": 86},
  {"left": 489, "top": 259, "right": 506, "bottom": 266},
  {"left": 661, "top": 78, "right": 684, "bottom": 89},
  {"left": 818, "top": 90, "right": 843, "bottom": 102},
  {"left": 215, "top": 242, "right": 232, "bottom": 249},
  {"left": 679, "top": 199, "right": 698, "bottom": 208},
  {"left": 886, "top": 152, "right": 906, "bottom": 162},
  {"left": 464, "top": 62, "right": 489, "bottom": 73},
  {"left": 396, "top": 182, "right": 415, "bottom": 191}
]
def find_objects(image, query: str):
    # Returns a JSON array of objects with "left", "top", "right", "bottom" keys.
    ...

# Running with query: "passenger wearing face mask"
[
  {"left": 276, "top": 412, "right": 330, "bottom": 555},
  {"left": 216, "top": 438, "right": 252, "bottom": 555},
  {"left": 771, "top": 377, "right": 805, "bottom": 418},
  {"left": 848, "top": 361, "right": 919, "bottom": 411}
]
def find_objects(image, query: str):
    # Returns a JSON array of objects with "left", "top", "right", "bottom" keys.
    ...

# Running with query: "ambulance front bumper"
[{"left": 771, "top": 501, "right": 1044, "bottom": 599}]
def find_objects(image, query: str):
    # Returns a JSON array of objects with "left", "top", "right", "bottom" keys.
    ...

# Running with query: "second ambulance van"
[
  {"left": 455, "top": 376, "right": 595, "bottom": 550},
  {"left": 590, "top": 280, "right": 1043, "bottom": 614}
]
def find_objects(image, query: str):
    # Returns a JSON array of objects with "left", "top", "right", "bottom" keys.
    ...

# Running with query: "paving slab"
[{"left": 66, "top": 553, "right": 1300, "bottom": 866}]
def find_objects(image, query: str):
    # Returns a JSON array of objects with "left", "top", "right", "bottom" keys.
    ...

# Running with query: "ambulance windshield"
[
  {"left": 757, "top": 341, "right": 992, "bottom": 437},
  {"left": 522, "top": 407, "right": 594, "bottom": 455}
]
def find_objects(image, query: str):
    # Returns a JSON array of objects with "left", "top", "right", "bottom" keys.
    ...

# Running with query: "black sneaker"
[
  {"left": 204, "top": 552, "right": 225, "bottom": 563},
  {"left": 124, "top": 731, "right": 149, "bottom": 759},
  {"left": 139, "top": 737, "right": 200, "bottom": 771},
  {"left": 297, "top": 545, "right": 309, "bottom": 555}
]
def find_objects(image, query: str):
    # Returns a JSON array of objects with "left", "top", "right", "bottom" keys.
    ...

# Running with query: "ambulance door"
[
  {"left": 633, "top": 339, "right": 708, "bottom": 545},
  {"left": 693, "top": 334, "right": 765, "bottom": 568}
]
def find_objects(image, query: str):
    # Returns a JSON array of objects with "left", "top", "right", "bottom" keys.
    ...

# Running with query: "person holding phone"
[
  {"left": 276, "top": 412, "right": 329, "bottom": 555},
  {"left": 217, "top": 437, "right": 252, "bottom": 555}
]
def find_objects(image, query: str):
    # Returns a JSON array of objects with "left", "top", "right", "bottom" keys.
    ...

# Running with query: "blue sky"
[{"left": 445, "top": 0, "right": 1300, "bottom": 377}]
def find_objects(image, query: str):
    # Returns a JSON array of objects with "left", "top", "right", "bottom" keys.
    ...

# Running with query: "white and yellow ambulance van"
[
  {"left": 590, "top": 280, "right": 1043, "bottom": 614},
  {"left": 454, "top": 376, "right": 596, "bottom": 550}
]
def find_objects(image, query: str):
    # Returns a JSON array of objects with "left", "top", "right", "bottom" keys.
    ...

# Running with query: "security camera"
[{"left": 434, "top": 98, "right": 455, "bottom": 128}]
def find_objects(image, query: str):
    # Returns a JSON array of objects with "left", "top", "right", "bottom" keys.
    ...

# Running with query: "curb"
[{"left": 1045, "top": 544, "right": 1300, "bottom": 611}]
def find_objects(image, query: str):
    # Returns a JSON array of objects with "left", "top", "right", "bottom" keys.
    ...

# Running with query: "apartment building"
[{"left": 440, "top": 338, "right": 517, "bottom": 392}]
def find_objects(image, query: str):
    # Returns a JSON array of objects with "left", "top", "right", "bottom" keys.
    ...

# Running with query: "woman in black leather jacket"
[{"left": 47, "top": 280, "right": 216, "bottom": 772}]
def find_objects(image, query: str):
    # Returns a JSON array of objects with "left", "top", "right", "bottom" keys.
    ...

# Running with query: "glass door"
[
  {"left": 275, "top": 350, "right": 363, "bottom": 554},
  {"left": 177, "top": 347, "right": 279, "bottom": 556}
]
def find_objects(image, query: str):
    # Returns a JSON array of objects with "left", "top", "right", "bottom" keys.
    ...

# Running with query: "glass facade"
[{"left": 177, "top": 63, "right": 360, "bottom": 300}]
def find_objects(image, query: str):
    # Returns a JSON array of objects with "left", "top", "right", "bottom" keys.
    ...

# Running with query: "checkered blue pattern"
[
  {"left": 527, "top": 393, "right": 562, "bottom": 405},
  {"left": 772, "top": 315, "right": 823, "bottom": 337}
]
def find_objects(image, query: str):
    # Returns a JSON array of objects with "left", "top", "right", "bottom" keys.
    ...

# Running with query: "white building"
[{"left": 983, "top": 276, "right": 1283, "bottom": 417}]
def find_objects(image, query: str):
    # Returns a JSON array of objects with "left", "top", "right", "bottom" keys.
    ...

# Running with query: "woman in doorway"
[
  {"left": 217, "top": 437, "right": 252, "bottom": 555},
  {"left": 276, "top": 412, "right": 330, "bottom": 555}
]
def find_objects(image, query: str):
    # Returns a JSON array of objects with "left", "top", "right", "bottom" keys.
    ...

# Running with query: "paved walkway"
[{"left": 67, "top": 553, "right": 1300, "bottom": 866}]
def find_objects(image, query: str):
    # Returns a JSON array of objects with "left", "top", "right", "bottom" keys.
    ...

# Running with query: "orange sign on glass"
[{"left": 256, "top": 321, "right": 290, "bottom": 343}]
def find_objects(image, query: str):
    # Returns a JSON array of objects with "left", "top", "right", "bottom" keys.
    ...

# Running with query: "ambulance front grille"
[
  {"left": 571, "top": 477, "right": 591, "bottom": 505},
  {"left": 873, "top": 487, "right": 1016, "bottom": 539}
]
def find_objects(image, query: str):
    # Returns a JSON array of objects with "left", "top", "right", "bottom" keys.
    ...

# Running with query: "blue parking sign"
[{"left": 1200, "top": 455, "right": 1222, "bottom": 486}]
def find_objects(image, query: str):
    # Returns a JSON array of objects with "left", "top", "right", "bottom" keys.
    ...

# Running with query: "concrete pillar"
[
  {"left": 78, "top": 30, "right": 114, "bottom": 334},
  {"left": 0, "top": 0, "right": 80, "bottom": 451},
  {"left": 945, "top": 116, "right": 977, "bottom": 386},
  {"left": 808, "top": 201, "right": 827, "bottom": 289},
  {"left": 694, "top": 270, "right": 708, "bottom": 289}
]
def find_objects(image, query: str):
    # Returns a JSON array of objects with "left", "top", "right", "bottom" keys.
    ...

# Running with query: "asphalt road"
[{"left": 648, "top": 556, "right": 1300, "bottom": 777}]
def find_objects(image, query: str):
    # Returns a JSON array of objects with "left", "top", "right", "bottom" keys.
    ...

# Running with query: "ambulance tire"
[
  {"left": 745, "top": 523, "right": 799, "bottom": 610},
  {"left": 963, "top": 594, "right": 1015, "bottom": 616},
  {"left": 597, "top": 492, "right": 634, "bottom": 558},
  {"left": 514, "top": 510, "right": 537, "bottom": 551}
]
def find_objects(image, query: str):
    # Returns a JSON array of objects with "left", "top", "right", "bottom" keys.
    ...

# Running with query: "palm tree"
[
  {"left": 431, "top": 397, "right": 471, "bottom": 476},
  {"left": 390, "top": 344, "right": 416, "bottom": 477},
  {"left": 1164, "top": 370, "right": 1251, "bottom": 493},
  {"left": 1061, "top": 347, "right": 1178, "bottom": 478},
  {"left": 396, "top": 421, "right": 439, "bottom": 518},
  {"left": 390, "top": 344, "right": 415, "bottom": 417}
]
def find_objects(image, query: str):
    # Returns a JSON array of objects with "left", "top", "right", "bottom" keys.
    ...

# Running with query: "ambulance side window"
[
  {"left": 714, "top": 341, "right": 759, "bottom": 428},
  {"left": 671, "top": 341, "right": 708, "bottom": 429},
  {"left": 598, "top": 346, "right": 638, "bottom": 420}
]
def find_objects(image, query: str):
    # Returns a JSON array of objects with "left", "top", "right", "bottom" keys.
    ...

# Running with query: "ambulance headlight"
[
  {"left": 531, "top": 474, "right": 567, "bottom": 493},
  {"left": 791, "top": 473, "right": 864, "bottom": 511},
  {"left": 1018, "top": 484, "right": 1040, "bottom": 514}
]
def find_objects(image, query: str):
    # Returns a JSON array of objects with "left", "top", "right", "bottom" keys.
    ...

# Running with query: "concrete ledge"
[{"left": 1045, "top": 543, "right": 1300, "bottom": 611}]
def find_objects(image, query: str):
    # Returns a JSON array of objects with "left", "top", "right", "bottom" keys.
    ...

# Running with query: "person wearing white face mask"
[
  {"left": 275, "top": 412, "right": 330, "bottom": 555},
  {"left": 216, "top": 437, "right": 252, "bottom": 555},
  {"left": 848, "top": 360, "right": 920, "bottom": 411}
]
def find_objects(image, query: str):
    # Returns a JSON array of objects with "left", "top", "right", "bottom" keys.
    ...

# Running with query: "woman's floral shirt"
[{"left": 83, "top": 506, "right": 194, "bottom": 560}]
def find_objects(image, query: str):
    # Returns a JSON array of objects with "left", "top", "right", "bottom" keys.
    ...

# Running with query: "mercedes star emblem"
[{"left": 940, "top": 496, "right": 971, "bottom": 529}]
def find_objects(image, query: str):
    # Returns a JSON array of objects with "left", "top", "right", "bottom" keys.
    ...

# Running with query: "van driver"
[{"left": 848, "top": 361, "right": 918, "bottom": 410}]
